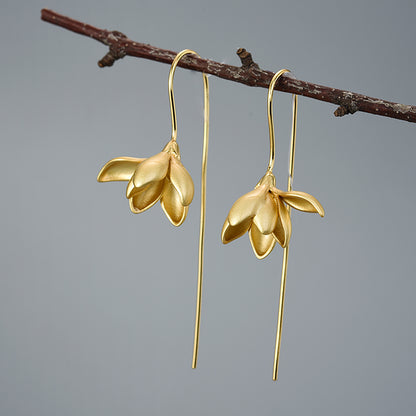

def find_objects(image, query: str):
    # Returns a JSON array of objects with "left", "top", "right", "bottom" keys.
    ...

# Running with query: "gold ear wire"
[
  {"left": 266, "top": 69, "right": 290, "bottom": 172},
  {"left": 167, "top": 49, "right": 210, "bottom": 369},
  {"left": 272, "top": 89, "right": 297, "bottom": 381},
  {"left": 97, "top": 49, "right": 209, "bottom": 369},
  {"left": 221, "top": 69, "right": 324, "bottom": 380}
]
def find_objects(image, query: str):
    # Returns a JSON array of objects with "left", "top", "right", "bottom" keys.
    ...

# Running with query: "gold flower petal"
[
  {"left": 249, "top": 223, "right": 276, "bottom": 259},
  {"left": 279, "top": 190, "right": 325, "bottom": 217},
  {"left": 129, "top": 180, "right": 164, "bottom": 213},
  {"left": 221, "top": 218, "right": 252, "bottom": 244},
  {"left": 228, "top": 186, "right": 265, "bottom": 227},
  {"left": 126, "top": 177, "right": 136, "bottom": 199},
  {"left": 127, "top": 151, "right": 170, "bottom": 198},
  {"left": 160, "top": 179, "right": 188, "bottom": 226},
  {"left": 169, "top": 156, "right": 194, "bottom": 206},
  {"left": 97, "top": 157, "right": 144, "bottom": 182},
  {"left": 273, "top": 197, "right": 292, "bottom": 248},
  {"left": 252, "top": 193, "right": 278, "bottom": 235}
]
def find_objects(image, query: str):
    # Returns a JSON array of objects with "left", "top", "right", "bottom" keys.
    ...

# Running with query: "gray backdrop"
[{"left": 1, "top": 1, "right": 415, "bottom": 415}]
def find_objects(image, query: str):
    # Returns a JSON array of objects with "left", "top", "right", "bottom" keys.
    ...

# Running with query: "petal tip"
[
  {"left": 221, "top": 220, "right": 231, "bottom": 244},
  {"left": 272, "top": 197, "right": 292, "bottom": 248},
  {"left": 128, "top": 182, "right": 163, "bottom": 213},
  {"left": 160, "top": 180, "right": 188, "bottom": 226},
  {"left": 97, "top": 157, "right": 143, "bottom": 182},
  {"left": 249, "top": 225, "right": 276, "bottom": 259},
  {"left": 161, "top": 198, "right": 188, "bottom": 227},
  {"left": 128, "top": 198, "right": 140, "bottom": 214},
  {"left": 169, "top": 157, "right": 194, "bottom": 206},
  {"left": 126, "top": 180, "right": 135, "bottom": 198},
  {"left": 253, "top": 249, "right": 271, "bottom": 260},
  {"left": 280, "top": 190, "right": 325, "bottom": 217},
  {"left": 221, "top": 217, "right": 252, "bottom": 245}
]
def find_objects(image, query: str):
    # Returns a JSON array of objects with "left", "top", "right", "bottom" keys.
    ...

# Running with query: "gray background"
[{"left": 1, "top": 0, "right": 415, "bottom": 415}]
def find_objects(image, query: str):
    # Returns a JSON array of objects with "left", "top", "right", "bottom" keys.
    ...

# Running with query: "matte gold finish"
[
  {"left": 221, "top": 170, "right": 323, "bottom": 258},
  {"left": 97, "top": 49, "right": 209, "bottom": 369},
  {"left": 98, "top": 140, "right": 194, "bottom": 224},
  {"left": 221, "top": 69, "right": 324, "bottom": 380},
  {"left": 221, "top": 71, "right": 324, "bottom": 259}
]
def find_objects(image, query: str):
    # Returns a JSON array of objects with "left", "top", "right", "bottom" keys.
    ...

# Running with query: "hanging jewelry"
[
  {"left": 97, "top": 49, "right": 209, "bottom": 369},
  {"left": 221, "top": 69, "right": 324, "bottom": 379}
]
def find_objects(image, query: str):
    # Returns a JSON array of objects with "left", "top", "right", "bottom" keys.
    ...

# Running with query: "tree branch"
[{"left": 41, "top": 9, "right": 416, "bottom": 123}]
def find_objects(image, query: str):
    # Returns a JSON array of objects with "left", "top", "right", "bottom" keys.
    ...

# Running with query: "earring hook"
[
  {"left": 168, "top": 49, "right": 209, "bottom": 369},
  {"left": 168, "top": 49, "right": 209, "bottom": 143},
  {"left": 273, "top": 88, "right": 299, "bottom": 381},
  {"left": 266, "top": 69, "right": 290, "bottom": 172}
]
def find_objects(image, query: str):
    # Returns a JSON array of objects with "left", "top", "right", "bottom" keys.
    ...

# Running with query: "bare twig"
[{"left": 41, "top": 9, "right": 416, "bottom": 123}]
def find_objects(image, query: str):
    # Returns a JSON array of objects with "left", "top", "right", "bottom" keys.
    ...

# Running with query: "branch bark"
[{"left": 41, "top": 9, "right": 416, "bottom": 123}]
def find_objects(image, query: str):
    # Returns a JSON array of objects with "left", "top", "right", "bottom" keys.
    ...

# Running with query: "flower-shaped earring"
[
  {"left": 221, "top": 69, "right": 325, "bottom": 380},
  {"left": 97, "top": 49, "right": 209, "bottom": 368}
]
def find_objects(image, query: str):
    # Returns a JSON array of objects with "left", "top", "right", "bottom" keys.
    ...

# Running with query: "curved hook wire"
[
  {"left": 266, "top": 69, "right": 290, "bottom": 172},
  {"left": 269, "top": 69, "right": 299, "bottom": 381},
  {"left": 168, "top": 49, "right": 209, "bottom": 142},
  {"left": 168, "top": 49, "right": 209, "bottom": 369}
]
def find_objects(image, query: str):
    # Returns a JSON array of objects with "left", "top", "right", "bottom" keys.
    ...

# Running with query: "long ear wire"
[
  {"left": 168, "top": 49, "right": 210, "bottom": 369},
  {"left": 265, "top": 69, "right": 299, "bottom": 380},
  {"left": 273, "top": 93, "right": 298, "bottom": 381}
]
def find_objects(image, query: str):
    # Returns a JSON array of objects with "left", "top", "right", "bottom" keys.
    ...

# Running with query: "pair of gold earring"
[{"left": 97, "top": 50, "right": 324, "bottom": 380}]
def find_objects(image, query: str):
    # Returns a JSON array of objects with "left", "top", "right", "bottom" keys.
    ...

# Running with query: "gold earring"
[
  {"left": 97, "top": 49, "right": 209, "bottom": 369},
  {"left": 221, "top": 69, "right": 324, "bottom": 380}
]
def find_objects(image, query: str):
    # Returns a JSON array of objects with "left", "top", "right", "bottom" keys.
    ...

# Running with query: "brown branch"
[{"left": 41, "top": 9, "right": 416, "bottom": 123}]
